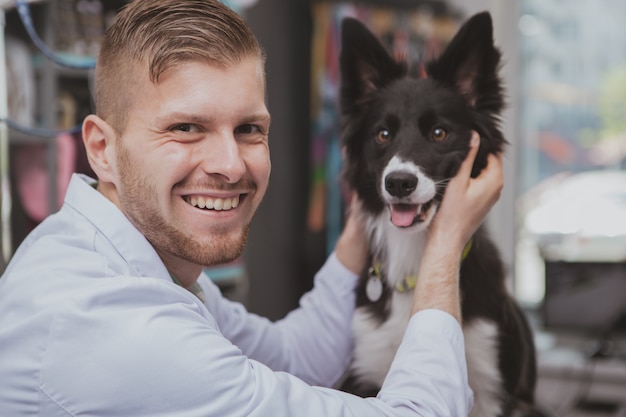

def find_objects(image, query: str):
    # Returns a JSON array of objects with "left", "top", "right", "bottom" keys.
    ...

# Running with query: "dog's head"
[{"left": 340, "top": 12, "right": 506, "bottom": 231}]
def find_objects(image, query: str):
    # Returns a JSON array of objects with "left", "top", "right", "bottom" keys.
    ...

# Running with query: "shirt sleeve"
[
  {"left": 380, "top": 310, "right": 474, "bottom": 416},
  {"left": 37, "top": 278, "right": 472, "bottom": 417},
  {"left": 199, "top": 252, "right": 358, "bottom": 387}
]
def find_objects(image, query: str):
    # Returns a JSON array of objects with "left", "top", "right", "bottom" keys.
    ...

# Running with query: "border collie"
[{"left": 338, "top": 12, "right": 542, "bottom": 417}]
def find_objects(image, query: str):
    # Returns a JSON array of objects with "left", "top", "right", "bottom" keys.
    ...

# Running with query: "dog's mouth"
[{"left": 389, "top": 201, "right": 433, "bottom": 228}]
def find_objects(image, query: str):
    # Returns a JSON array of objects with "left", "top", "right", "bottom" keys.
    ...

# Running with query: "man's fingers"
[
  {"left": 480, "top": 153, "right": 505, "bottom": 203},
  {"left": 457, "top": 131, "right": 480, "bottom": 180},
  {"left": 476, "top": 153, "right": 504, "bottom": 186},
  {"left": 446, "top": 132, "right": 480, "bottom": 194}
]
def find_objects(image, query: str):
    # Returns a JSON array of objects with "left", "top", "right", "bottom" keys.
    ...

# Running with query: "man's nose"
[{"left": 201, "top": 132, "right": 246, "bottom": 183}]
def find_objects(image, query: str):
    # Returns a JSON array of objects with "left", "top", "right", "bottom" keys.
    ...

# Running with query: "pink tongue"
[{"left": 390, "top": 204, "right": 418, "bottom": 227}]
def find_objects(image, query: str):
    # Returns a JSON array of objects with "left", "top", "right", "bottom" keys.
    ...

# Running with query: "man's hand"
[
  {"left": 412, "top": 131, "right": 504, "bottom": 321},
  {"left": 335, "top": 194, "right": 368, "bottom": 275},
  {"left": 428, "top": 131, "right": 504, "bottom": 255}
]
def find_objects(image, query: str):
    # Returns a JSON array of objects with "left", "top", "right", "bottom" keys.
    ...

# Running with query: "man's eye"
[
  {"left": 172, "top": 124, "right": 195, "bottom": 133},
  {"left": 235, "top": 124, "right": 262, "bottom": 134}
]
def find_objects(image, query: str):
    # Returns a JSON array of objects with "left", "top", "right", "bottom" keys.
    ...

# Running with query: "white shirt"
[{"left": 0, "top": 173, "right": 473, "bottom": 416}]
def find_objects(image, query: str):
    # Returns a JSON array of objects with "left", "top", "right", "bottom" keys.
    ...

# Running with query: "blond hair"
[{"left": 95, "top": 0, "right": 264, "bottom": 133}]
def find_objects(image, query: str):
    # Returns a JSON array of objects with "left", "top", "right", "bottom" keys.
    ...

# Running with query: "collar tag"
[{"left": 365, "top": 264, "right": 383, "bottom": 302}]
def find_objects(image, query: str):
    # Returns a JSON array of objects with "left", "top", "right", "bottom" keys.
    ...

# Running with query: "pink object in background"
[{"left": 12, "top": 132, "right": 76, "bottom": 223}]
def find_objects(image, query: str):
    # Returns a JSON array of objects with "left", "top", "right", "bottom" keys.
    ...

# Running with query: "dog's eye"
[
  {"left": 376, "top": 128, "right": 392, "bottom": 144},
  {"left": 431, "top": 127, "right": 448, "bottom": 142}
]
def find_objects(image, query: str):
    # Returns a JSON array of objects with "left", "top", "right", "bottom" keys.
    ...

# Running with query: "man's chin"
[
  {"left": 139, "top": 214, "right": 250, "bottom": 268},
  {"left": 185, "top": 231, "right": 248, "bottom": 267}
]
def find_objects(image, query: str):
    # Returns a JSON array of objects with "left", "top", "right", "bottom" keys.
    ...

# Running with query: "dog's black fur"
[{"left": 339, "top": 12, "right": 542, "bottom": 417}]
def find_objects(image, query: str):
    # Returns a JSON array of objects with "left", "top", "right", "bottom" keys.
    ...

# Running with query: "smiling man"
[
  {"left": 85, "top": 56, "right": 271, "bottom": 286},
  {"left": 0, "top": 0, "right": 503, "bottom": 416}
]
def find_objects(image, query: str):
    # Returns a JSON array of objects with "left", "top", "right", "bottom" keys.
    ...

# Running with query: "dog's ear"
[
  {"left": 340, "top": 18, "right": 406, "bottom": 113},
  {"left": 427, "top": 12, "right": 504, "bottom": 115}
]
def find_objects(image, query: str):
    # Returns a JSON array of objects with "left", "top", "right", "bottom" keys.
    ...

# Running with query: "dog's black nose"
[{"left": 385, "top": 173, "right": 417, "bottom": 198}]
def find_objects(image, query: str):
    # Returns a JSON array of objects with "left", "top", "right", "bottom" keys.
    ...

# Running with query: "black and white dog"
[{"left": 339, "top": 12, "right": 542, "bottom": 417}]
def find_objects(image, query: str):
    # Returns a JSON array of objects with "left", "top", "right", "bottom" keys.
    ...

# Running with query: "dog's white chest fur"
[
  {"left": 352, "top": 288, "right": 415, "bottom": 385},
  {"left": 350, "top": 214, "right": 428, "bottom": 385},
  {"left": 350, "top": 214, "right": 503, "bottom": 416},
  {"left": 464, "top": 319, "right": 504, "bottom": 417}
]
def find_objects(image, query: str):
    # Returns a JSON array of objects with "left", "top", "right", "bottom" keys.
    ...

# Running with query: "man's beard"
[
  {"left": 116, "top": 143, "right": 249, "bottom": 267},
  {"left": 139, "top": 211, "right": 249, "bottom": 267}
]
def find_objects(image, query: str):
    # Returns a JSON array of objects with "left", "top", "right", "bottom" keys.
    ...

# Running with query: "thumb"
[{"left": 457, "top": 131, "right": 480, "bottom": 180}]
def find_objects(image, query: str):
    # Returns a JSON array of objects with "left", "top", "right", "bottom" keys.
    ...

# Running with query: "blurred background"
[{"left": 1, "top": 0, "right": 625, "bottom": 415}]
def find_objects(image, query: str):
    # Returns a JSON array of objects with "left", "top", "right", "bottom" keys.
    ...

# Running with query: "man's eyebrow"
[
  {"left": 154, "top": 112, "right": 270, "bottom": 126},
  {"left": 239, "top": 113, "right": 271, "bottom": 125},
  {"left": 154, "top": 113, "right": 214, "bottom": 125}
]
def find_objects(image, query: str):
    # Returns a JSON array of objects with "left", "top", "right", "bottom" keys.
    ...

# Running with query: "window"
[{"left": 515, "top": 0, "right": 626, "bottom": 313}]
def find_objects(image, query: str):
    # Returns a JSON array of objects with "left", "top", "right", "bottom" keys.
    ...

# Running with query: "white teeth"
[{"left": 187, "top": 195, "right": 239, "bottom": 211}]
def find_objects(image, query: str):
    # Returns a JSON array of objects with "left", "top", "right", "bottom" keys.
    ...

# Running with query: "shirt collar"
[{"left": 64, "top": 173, "right": 173, "bottom": 283}]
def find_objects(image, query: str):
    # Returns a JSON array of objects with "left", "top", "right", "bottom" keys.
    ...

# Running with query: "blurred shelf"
[
  {"left": 9, "top": 129, "right": 56, "bottom": 145},
  {"left": 0, "top": 0, "right": 45, "bottom": 10}
]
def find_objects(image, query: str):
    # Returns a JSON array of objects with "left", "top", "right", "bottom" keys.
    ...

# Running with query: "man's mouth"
[
  {"left": 389, "top": 201, "right": 433, "bottom": 228},
  {"left": 184, "top": 195, "right": 240, "bottom": 211}
]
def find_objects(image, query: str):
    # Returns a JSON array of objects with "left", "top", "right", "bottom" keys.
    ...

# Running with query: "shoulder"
[{"left": 39, "top": 278, "right": 236, "bottom": 414}]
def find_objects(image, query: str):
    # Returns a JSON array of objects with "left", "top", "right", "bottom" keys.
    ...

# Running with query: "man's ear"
[{"left": 82, "top": 114, "right": 117, "bottom": 183}]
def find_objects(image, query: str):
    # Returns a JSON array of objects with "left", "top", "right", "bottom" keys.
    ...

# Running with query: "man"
[{"left": 0, "top": 0, "right": 503, "bottom": 415}]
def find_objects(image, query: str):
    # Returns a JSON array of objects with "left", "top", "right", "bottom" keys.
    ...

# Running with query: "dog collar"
[{"left": 366, "top": 239, "right": 473, "bottom": 301}]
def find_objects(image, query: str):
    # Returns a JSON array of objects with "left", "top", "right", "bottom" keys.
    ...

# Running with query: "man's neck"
[{"left": 157, "top": 251, "right": 203, "bottom": 289}]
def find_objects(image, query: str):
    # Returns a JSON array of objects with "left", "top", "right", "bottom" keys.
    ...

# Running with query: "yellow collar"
[{"left": 371, "top": 238, "right": 473, "bottom": 294}]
